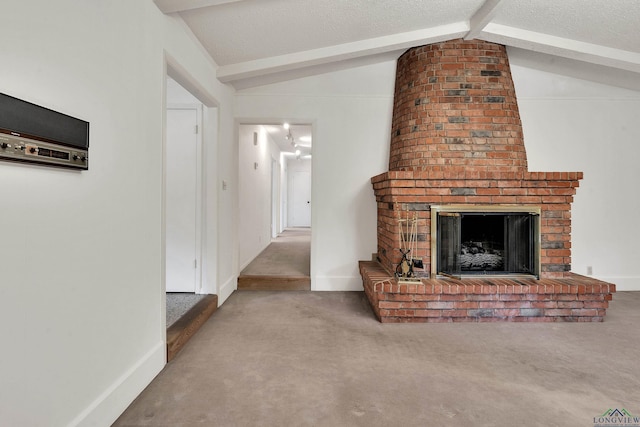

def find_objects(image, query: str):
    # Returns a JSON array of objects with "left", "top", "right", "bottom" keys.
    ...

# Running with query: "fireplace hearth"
[{"left": 359, "top": 39, "right": 615, "bottom": 322}]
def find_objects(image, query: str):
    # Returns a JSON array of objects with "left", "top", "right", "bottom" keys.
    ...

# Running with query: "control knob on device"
[
  {"left": 29, "top": 147, "right": 37, "bottom": 154},
  {"left": 0, "top": 142, "right": 7, "bottom": 149}
]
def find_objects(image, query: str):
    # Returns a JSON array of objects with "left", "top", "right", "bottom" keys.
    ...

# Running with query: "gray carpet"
[
  {"left": 116, "top": 290, "right": 640, "bottom": 427},
  {"left": 166, "top": 293, "right": 205, "bottom": 327},
  {"left": 241, "top": 228, "right": 310, "bottom": 276}
]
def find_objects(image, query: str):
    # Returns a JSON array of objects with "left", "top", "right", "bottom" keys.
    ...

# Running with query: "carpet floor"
[
  {"left": 114, "top": 290, "right": 640, "bottom": 427},
  {"left": 166, "top": 293, "right": 206, "bottom": 328},
  {"left": 240, "top": 228, "right": 310, "bottom": 277}
]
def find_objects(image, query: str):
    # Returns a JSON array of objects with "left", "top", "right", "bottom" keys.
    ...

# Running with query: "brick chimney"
[{"left": 389, "top": 40, "right": 527, "bottom": 172}]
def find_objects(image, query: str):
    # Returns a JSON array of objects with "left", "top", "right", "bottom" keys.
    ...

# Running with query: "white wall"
[
  {"left": 235, "top": 55, "right": 640, "bottom": 291},
  {"left": 167, "top": 77, "right": 200, "bottom": 104},
  {"left": 235, "top": 61, "right": 396, "bottom": 290},
  {"left": 510, "top": 62, "right": 640, "bottom": 290},
  {"left": 0, "top": 1, "right": 235, "bottom": 426},
  {"left": 238, "top": 125, "right": 283, "bottom": 270}
]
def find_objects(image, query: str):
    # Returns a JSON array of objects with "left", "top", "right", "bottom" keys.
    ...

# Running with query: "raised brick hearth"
[
  {"left": 360, "top": 39, "right": 615, "bottom": 322},
  {"left": 360, "top": 261, "right": 613, "bottom": 323}
]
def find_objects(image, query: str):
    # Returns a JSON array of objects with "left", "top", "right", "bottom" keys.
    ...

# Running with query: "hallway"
[{"left": 237, "top": 228, "right": 311, "bottom": 290}]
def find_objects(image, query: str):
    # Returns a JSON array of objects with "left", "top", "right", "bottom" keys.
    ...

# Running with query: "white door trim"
[{"left": 271, "top": 157, "right": 279, "bottom": 238}]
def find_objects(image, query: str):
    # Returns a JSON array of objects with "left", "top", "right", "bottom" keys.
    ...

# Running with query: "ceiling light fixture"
[{"left": 285, "top": 124, "right": 294, "bottom": 145}]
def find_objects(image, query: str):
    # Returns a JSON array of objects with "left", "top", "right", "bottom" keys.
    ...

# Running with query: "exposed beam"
[
  {"left": 230, "top": 51, "right": 401, "bottom": 90},
  {"left": 166, "top": 54, "right": 220, "bottom": 107},
  {"left": 507, "top": 47, "right": 640, "bottom": 92},
  {"left": 465, "top": 0, "right": 503, "bottom": 40},
  {"left": 481, "top": 23, "right": 640, "bottom": 74},
  {"left": 154, "top": 0, "right": 245, "bottom": 14},
  {"left": 217, "top": 22, "right": 469, "bottom": 85}
]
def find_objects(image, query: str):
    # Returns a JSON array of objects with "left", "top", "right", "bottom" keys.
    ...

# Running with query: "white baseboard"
[
  {"left": 312, "top": 275, "right": 363, "bottom": 291},
  {"left": 69, "top": 341, "right": 165, "bottom": 427},
  {"left": 218, "top": 275, "right": 237, "bottom": 305}
]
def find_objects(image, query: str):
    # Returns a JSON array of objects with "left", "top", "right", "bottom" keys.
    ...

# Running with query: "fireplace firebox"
[{"left": 431, "top": 205, "right": 540, "bottom": 278}]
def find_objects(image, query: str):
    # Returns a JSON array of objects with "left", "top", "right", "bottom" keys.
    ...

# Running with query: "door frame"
[
  {"left": 163, "top": 55, "right": 221, "bottom": 363},
  {"left": 271, "top": 157, "right": 280, "bottom": 239}
]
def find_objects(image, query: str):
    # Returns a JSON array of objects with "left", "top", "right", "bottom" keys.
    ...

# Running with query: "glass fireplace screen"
[{"left": 431, "top": 206, "right": 540, "bottom": 278}]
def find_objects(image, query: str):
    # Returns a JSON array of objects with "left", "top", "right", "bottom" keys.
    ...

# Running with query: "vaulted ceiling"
[{"left": 155, "top": 0, "right": 640, "bottom": 90}]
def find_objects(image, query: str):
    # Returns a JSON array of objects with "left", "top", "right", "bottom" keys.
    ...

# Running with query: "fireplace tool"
[{"left": 395, "top": 205, "right": 423, "bottom": 281}]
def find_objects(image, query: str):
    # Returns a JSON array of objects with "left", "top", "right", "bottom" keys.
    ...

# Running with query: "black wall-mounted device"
[{"left": 0, "top": 93, "right": 89, "bottom": 170}]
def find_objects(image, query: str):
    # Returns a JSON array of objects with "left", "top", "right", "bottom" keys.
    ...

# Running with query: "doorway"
[
  {"left": 237, "top": 123, "right": 312, "bottom": 290},
  {"left": 163, "top": 72, "right": 220, "bottom": 360},
  {"left": 165, "top": 77, "right": 207, "bottom": 333},
  {"left": 165, "top": 105, "right": 201, "bottom": 293}
]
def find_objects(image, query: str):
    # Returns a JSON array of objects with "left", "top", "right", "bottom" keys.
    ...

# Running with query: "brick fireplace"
[{"left": 360, "top": 39, "right": 615, "bottom": 322}]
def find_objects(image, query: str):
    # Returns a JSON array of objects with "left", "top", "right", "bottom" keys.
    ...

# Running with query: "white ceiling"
[{"left": 154, "top": 0, "right": 640, "bottom": 90}]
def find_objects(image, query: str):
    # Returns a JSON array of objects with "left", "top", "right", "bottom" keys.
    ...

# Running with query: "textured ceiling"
[
  {"left": 155, "top": 0, "right": 640, "bottom": 89},
  {"left": 179, "top": 0, "right": 484, "bottom": 65},
  {"left": 494, "top": 0, "right": 640, "bottom": 53}
]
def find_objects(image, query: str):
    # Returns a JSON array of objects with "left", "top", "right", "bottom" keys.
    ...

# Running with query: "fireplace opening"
[{"left": 431, "top": 206, "right": 540, "bottom": 278}]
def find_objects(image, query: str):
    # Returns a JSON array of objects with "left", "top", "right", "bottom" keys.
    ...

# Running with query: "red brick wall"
[
  {"left": 389, "top": 39, "right": 527, "bottom": 172},
  {"left": 372, "top": 171, "right": 581, "bottom": 279}
]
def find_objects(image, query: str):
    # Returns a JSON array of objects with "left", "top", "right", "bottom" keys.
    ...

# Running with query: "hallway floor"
[
  {"left": 238, "top": 228, "right": 311, "bottom": 290},
  {"left": 114, "top": 290, "right": 640, "bottom": 427},
  {"left": 241, "top": 228, "right": 310, "bottom": 276}
]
